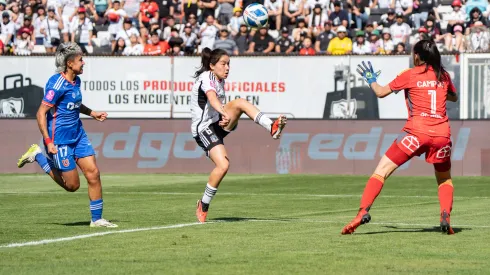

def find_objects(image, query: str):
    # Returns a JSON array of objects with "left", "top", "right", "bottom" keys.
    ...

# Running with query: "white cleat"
[
  {"left": 17, "top": 144, "right": 42, "bottom": 168},
  {"left": 90, "top": 219, "right": 118, "bottom": 228},
  {"left": 271, "top": 115, "right": 287, "bottom": 140}
]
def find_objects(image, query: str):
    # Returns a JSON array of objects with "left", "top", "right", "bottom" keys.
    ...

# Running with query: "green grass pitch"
[{"left": 0, "top": 174, "right": 489, "bottom": 274}]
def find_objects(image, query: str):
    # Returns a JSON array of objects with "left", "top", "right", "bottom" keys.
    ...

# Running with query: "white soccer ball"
[{"left": 243, "top": 3, "right": 269, "bottom": 28}]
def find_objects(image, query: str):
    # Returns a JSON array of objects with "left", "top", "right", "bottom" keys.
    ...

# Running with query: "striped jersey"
[
  {"left": 190, "top": 71, "right": 226, "bottom": 137},
  {"left": 42, "top": 73, "right": 84, "bottom": 145}
]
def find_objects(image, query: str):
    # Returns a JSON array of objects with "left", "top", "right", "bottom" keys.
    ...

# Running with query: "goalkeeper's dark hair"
[
  {"left": 413, "top": 39, "right": 449, "bottom": 82},
  {"left": 194, "top": 48, "right": 229, "bottom": 78}
]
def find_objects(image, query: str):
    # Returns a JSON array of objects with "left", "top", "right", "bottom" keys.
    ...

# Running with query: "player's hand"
[
  {"left": 356, "top": 61, "right": 381, "bottom": 86},
  {"left": 47, "top": 143, "right": 57, "bottom": 154},
  {"left": 92, "top": 111, "right": 108, "bottom": 122},
  {"left": 219, "top": 112, "right": 230, "bottom": 127}
]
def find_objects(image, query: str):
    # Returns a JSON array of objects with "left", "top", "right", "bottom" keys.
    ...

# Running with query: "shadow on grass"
[
  {"left": 49, "top": 220, "right": 123, "bottom": 227},
  {"left": 358, "top": 225, "right": 468, "bottom": 235}
]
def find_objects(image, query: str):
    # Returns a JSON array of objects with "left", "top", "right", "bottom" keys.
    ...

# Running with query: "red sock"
[
  {"left": 359, "top": 174, "right": 385, "bottom": 211},
  {"left": 438, "top": 182, "right": 454, "bottom": 215}
]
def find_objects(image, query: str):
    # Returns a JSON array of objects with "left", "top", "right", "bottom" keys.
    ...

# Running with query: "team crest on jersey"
[
  {"left": 210, "top": 134, "right": 219, "bottom": 143},
  {"left": 46, "top": 90, "right": 55, "bottom": 101},
  {"left": 72, "top": 92, "right": 76, "bottom": 98},
  {"left": 62, "top": 159, "right": 70, "bottom": 167}
]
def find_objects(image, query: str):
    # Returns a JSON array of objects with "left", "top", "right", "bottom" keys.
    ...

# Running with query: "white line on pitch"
[{"left": 1, "top": 191, "right": 488, "bottom": 200}]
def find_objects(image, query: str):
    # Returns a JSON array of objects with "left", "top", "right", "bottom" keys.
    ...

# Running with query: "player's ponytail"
[
  {"left": 413, "top": 39, "right": 449, "bottom": 83},
  {"left": 194, "top": 47, "right": 229, "bottom": 78},
  {"left": 55, "top": 42, "right": 83, "bottom": 73}
]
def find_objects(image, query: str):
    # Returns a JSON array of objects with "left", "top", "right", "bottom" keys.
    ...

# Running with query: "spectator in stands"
[
  {"left": 308, "top": 4, "right": 327, "bottom": 37},
  {"left": 157, "top": 0, "right": 174, "bottom": 23},
  {"left": 282, "top": 0, "right": 302, "bottom": 27},
  {"left": 329, "top": 1, "right": 348, "bottom": 30},
  {"left": 412, "top": 0, "right": 435, "bottom": 29},
  {"left": 352, "top": 0, "right": 374, "bottom": 30},
  {"left": 450, "top": 25, "right": 464, "bottom": 51},
  {"left": 116, "top": 18, "right": 139, "bottom": 46},
  {"left": 185, "top": 14, "right": 200, "bottom": 35},
  {"left": 217, "top": 0, "right": 234, "bottom": 25},
  {"left": 376, "top": 28, "right": 394, "bottom": 54},
  {"left": 292, "top": 17, "right": 309, "bottom": 41},
  {"left": 248, "top": 25, "right": 275, "bottom": 53},
  {"left": 122, "top": 33, "right": 144, "bottom": 54},
  {"left": 228, "top": 7, "right": 243, "bottom": 36},
  {"left": 168, "top": 27, "right": 183, "bottom": 47},
  {"left": 71, "top": 7, "right": 93, "bottom": 52},
  {"left": 467, "top": 21, "right": 490, "bottom": 51},
  {"left": 466, "top": 7, "right": 488, "bottom": 35},
  {"left": 446, "top": 0, "right": 465, "bottom": 37},
  {"left": 19, "top": 15, "right": 34, "bottom": 41},
  {"left": 106, "top": 0, "right": 128, "bottom": 50},
  {"left": 390, "top": 12, "right": 410, "bottom": 45},
  {"left": 112, "top": 37, "right": 126, "bottom": 54},
  {"left": 380, "top": 8, "right": 395, "bottom": 28},
  {"left": 214, "top": 27, "right": 238, "bottom": 54},
  {"left": 369, "top": 29, "right": 380, "bottom": 52},
  {"left": 33, "top": 5, "right": 45, "bottom": 45},
  {"left": 13, "top": 27, "right": 34, "bottom": 54},
  {"left": 40, "top": 6, "right": 62, "bottom": 52},
  {"left": 293, "top": 30, "right": 306, "bottom": 51},
  {"left": 1, "top": 11, "right": 15, "bottom": 48},
  {"left": 314, "top": 21, "right": 334, "bottom": 52},
  {"left": 394, "top": 42, "right": 406, "bottom": 54},
  {"left": 465, "top": 0, "right": 487, "bottom": 17},
  {"left": 0, "top": 38, "right": 4, "bottom": 55},
  {"left": 182, "top": 0, "right": 198, "bottom": 22},
  {"left": 235, "top": 23, "right": 251, "bottom": 53},
  {"left": 326, "top": 25, "right": 351, "bottom": 54},
  {"left": 140, "top": 26, "right": 150, "bottom": 43},
  {"left": 364, "top": 22, "right": 374, "bottom": 38},
  {"left": 391, "top": 0, "right": 412, "bottom": 18},
  {"left": 170, "top": 44, "right": 184, "bottom": 55},
  {"left": 144, "top": 31, "right": 170, "bottom": 54},
  {"left": 181, "top": 22, "right": 198, "bottom": 53},
  {"left": 0, "top": 0, "right": 5, "bottom": 14},
  {"left": 199, "top": 14, "right": 220, "bottom": 51},
  {"left": 149, "top": 17, "right": 161, "bottom": 36},
  {"left": 10, "top": 2, "right": 24, "bottom": 32},
  {"left": 24, "top": 5, "right": 35, "bottom": 23},
  {"left": 352, "top": 30, "right": 371, "bottom": 54},
  {"left": 94, "top": 0, "right": 109, "bottom": 17},
  {"left": 264, "top": 0, "right": 283, "bottom": 31},
  {"left": 275, "top": 26, "right": 294, "bottom": 53},
  {"left": 299, "top": 36, "right": 315, "bottom": 55},
  {"left": 123, "top": 0, "right": 140, "bottom": 27},
  {"left": 58, "top": 0, "right": 79, "bottom": 43},
  {"left": 139, "top": 0, "right": 158, "bottom": 30},
  {"left": 412, "top": 26, "right": 430, "bottom": 44},
  {"left": 83, "top": 0, "right": 101, "bottom": 25},
  {"left": 161, "top": 15, "right": 174, "bottom": 40},
  {"left": 198, "top": 0, "right": 217, "bottom": 24}
]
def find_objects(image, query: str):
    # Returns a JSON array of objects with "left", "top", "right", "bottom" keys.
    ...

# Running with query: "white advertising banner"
[{"left": 0, "top": 56, "right": 409, "bottom": 119}]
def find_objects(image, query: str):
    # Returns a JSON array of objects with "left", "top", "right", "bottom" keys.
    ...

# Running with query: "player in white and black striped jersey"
[{"left": 191, "top": 47, "right": 287, "bottom": 223}]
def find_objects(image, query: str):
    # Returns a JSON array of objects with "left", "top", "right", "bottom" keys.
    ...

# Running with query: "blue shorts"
[{"left": 46, "top": 132, "right": 95, "bottom": 172}]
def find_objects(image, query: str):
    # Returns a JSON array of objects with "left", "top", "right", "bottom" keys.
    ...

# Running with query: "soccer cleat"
[
  {"left": 440, "top": 210, "right": 454, "bottom": 235},
  {"left": 90, "top": 218, "right": 118, "bottom": 228},
  {"left": 17, "top": 144, "right": 42, "bottom": 168},
  {"left": 271, "top": 115, "right": 287, "bottom": 140},
  {"left": 196, "top": 199, "right": 208, "bottom": 223},
  {"left": 341, "top": 209, "right": 371, "bottom": 235}
]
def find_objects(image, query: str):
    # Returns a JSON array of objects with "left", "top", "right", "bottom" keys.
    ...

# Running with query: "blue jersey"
[{"left": 42, "top": 73, "right": 84, "bottom": 145}]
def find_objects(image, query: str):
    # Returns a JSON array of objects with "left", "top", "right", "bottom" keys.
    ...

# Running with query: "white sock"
[
  {"left": 201, "top": 183, "right": 217, "bottom": 204},
  {"left": 254, "top": 112, "right": 273, "bottom": 132}
]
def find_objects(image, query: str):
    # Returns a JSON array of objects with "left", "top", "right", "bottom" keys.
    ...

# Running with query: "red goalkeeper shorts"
[{"left": 385, "top": 131, "right": 452, "bottom": 172}]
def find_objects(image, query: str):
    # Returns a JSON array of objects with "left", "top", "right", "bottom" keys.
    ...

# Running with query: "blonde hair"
[{"left": 55, "top": 42, "right": 83, "bottom": 73}]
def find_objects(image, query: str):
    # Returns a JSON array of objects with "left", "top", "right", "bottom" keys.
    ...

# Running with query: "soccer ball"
[{"left": 243, "top": 3, "right": 269, "bottom": 28}]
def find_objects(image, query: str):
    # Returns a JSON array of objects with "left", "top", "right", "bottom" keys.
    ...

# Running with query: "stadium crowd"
[{"left": 0, "top": 0, "right": 489, "bottom": 55}]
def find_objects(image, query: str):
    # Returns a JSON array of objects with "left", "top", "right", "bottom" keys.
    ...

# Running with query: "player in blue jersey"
[{"left": 17, "top": 42, "right": 117, "bottom": 228}]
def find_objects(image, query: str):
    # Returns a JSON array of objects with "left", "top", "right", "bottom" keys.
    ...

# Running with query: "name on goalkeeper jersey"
[
  {"left": 416, "top": 81, "right": 444, "bottom": 88},
  {"left": 142, "top": 80, "right": 286, "bottom": 92}
]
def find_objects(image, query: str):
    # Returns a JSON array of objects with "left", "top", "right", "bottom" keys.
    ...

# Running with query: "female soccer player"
[
  {"left": 192, "top": 48, "right": 287, "bottom": 223},
  {"left": 342, "top": 40, "right": 458, "bottom": 235},
  {"left": 17, "top": 42, "right": 117, "bottom": 228}
]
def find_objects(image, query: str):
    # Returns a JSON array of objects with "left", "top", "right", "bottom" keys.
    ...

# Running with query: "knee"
[
  {"left": 85, "top": 167, "right": 101, "bottom": 183},
  {"left": 216, "top": 160, "right": 230, "bottom": 175},
  {"left": 66, "top": 181, "right": 80, "bottom": 192},
  {"left": 234, "top": 98, "right": 248, "bottom": 107}
]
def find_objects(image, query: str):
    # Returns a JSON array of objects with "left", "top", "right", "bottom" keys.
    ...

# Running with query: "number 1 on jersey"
[{"left": 428, "top": 90, "right": 436, "bottom": 114}]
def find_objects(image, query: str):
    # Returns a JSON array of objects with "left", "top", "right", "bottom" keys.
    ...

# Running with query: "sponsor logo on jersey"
[
  {"left": 46, "top": 90, "right": 55, "bottom": 101},
  {"left": 400, "top": 135, "right": 420, "bottom": 153},
  {"left": 0, "top": 97, "right": 25, "bottom": 118},
  {"left": 436, "top": 145, "right": 452, "bottom": 159}
]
